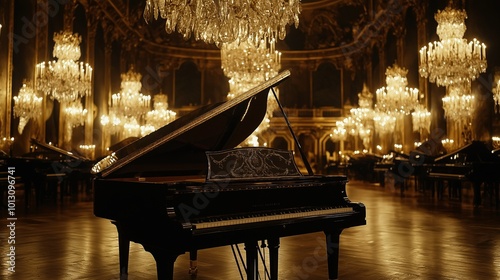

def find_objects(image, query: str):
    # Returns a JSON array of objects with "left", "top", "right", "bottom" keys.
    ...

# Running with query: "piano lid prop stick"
[{"left": 270, "top": 87, "right": 314, "bottom": 175}]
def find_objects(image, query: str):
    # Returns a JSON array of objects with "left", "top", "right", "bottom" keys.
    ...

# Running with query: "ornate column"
[
  {"left": 34, "top": 0, "right": 49, "bottom": 142},
  {"left": 85, "top": 16, "right": 97, "bottom": 156},
  {"left": 415, "top": 2, "right": 428, "bottom": 107},
  {"left": 0, "top": 0, "right": 14, "bottom": 143}
]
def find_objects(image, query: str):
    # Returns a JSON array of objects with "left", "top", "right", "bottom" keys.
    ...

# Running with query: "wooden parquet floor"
[{"left": 1, "top": 180, "right": 499, "bottom": 280}]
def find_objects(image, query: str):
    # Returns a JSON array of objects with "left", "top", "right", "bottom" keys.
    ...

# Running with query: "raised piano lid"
[
  {"left": 29, "top": 138, "right": 90, "bottom": 161},
  {"left": 433, "top": 140, "right": 498, "bottom": 164},
  {"left": 91, "top": 70, "right": 291, "bottom": 178}
]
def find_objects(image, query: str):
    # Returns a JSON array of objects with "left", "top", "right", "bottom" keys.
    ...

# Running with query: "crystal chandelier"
[
  {"left": 64, "top": 99, "right": 88, "bottom": 128},
  {"left": 36, "top": 31, "right": 92, "bottom": 103},
  {"left": 144, "top": 0, "right": 301, "bottom": 46},
  {"left": 442, "top": 83, "right": 475, "bottom": 122},
  {"left": 373, "top": 112, "right": 396, "bottom": 135},
  {"left": 222, "top": 39, "right": 281, "bottom": 99},
  {"left": 145, "top": 94, "right": 177, "bottom": 130},
  {"left": 419, "top": 5, "right": 486, "bottom": 87},
  {"left": 13, "top": 82, "right": 43, "bottom": 134},
  {"left": 102, "top": 67, "right": 151, "bottom": 138},
  {"left": 100, "top": 113, "right": 122, "bottom": 135},
  {"left": 123, "top": 117, "right": 141, "bottom": 139},
  {"left": 110, "top": 67, "right": 151, "bottom": 119},
  {"left": 411, "top": 104, "right": 431, "bottom": 133},
  {"left": 331, "top": 121, "right": 347, "bottom": 142},
  {"left": 375, "top": 64, "right": 419, "bottom": 115},
  {"left": 493, "top": 72, "right": 500, "bottom": 113}
]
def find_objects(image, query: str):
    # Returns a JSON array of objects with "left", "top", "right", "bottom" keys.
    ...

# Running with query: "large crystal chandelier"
[
  {"left": 13, "top": 82, "right": 43, "bottom": 134},
  {"left": 442, "top": 83, "right": 475, "bottom": 122},
  {"left": 144, "top": 0, "right": 301, "bottom": 46},
  {"left": 375, "top": 64, "right": 419, "bottom": 115},
  {"left": 411, "top": 104, "right": 431, "bottom": 133},
  {"left": 144, "top": 94, "right": 177, "bottom": 131},
  {"left": 36, "top": 31, "right": 92, "bottom": 103},
  {"left": 418, "top": 5, "right": 486, "bottom": 87},
  {"left": 102, "top": 67, "right": 151, "bottom": 138},
  {"left": 110, "top": 67, "right": 151, "bottom": 119},
  {"left": 221, "top": 39, "right": 281, "bottom": 99}
]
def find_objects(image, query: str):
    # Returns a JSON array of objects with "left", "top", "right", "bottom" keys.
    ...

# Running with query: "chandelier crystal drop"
[
  {"left": 375, "top": 64, "right": 419, "bottom": 115},
  {"left": 13, "top": 82, "right": 43, "bottom": 134},
  {"left": 419, "top": 5, "right": 486, "bottom": 87},
  {"left": 144, "top": 0, "right": 301, "bottom": 46},
  {"left": 36, "top": 31, "right": 92, "bottom": 103}
]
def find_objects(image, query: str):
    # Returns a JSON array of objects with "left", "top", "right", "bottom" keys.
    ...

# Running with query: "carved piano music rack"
[{"left": 92, "top": 70, "right": 366, "bottom": 280}]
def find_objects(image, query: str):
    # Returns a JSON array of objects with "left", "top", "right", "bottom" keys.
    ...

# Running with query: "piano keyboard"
[{"left": 192, "top": 207, "right": 354, "bottom": 229}]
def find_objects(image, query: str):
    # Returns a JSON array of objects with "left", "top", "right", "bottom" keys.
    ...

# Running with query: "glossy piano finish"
[
  {"left": 92, "top": 71, "right": 366, "bottom": 279},
  {"left": 419, "top": 141, "right": 500, "bottom": 207},
  {"left": 6, "top": 139, "right": 93, "bottom": 206}
]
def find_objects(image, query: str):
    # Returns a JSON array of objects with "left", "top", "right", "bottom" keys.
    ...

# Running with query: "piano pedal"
[{"left": 189, "top": 260, "right": 198, "bottom": 278}]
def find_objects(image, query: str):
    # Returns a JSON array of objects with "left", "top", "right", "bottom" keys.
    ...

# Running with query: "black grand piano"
[
  {"left": 92, "top": 71, "right": 366, "bottom": 280},
  {"left": 6, "top": 138, "right": 92, "bottom": 206},
  {"left": 422, "top": 141, "right": 500, "bottom": 207}
]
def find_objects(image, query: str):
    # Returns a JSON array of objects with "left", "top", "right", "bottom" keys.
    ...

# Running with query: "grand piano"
[
  {"left": 92, "top": 70, "right": 366, "bottom": 280},
  {"left": 422, "top": 141, "right": 500, "bottom": 207},
  {"left": 6, "top": 138, "right": 92, "bottom": 206}
]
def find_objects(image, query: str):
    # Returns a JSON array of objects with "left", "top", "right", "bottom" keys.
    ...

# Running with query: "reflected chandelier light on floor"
[
  {"left": 375, "top": 64, "right": 418, "bottom": 115},
  {"left": 36, "top": 31, "right": 92, "bottom": 103},
  {"left": 13, "top": 81, "right": 43, "bottom": 134},
  {"left": 419, "top": 5, "right": 486, "bottom": 87},
  {"left": 144, "top": 0, "right": 301, "bottom": 46}
]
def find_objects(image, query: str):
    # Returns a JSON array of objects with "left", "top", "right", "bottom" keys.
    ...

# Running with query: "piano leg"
[
  {"left": 268, "top": 237, "right": 280, "bottom": 280},
  {"left": 147, "top": 250, "right": 178, "bottom": 280},
  {"left": 113, "top": 223, "right": 130, "bottom": 279},
  {"left": 473, "top": 181, "right": 482, "bottom": 207},
  {"left": 325, "top": 229, "right": 343, "bottom": 280},
  {"left": 189, "top": 250, "right": 198, "bottom": 276},
  {"left": 245, "top": 241, "right": 258, "bottom": 280}
]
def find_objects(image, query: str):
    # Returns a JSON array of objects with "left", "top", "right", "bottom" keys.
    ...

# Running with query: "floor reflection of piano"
[
  {"left": 7, "top": 139, "right": 92, "bottom": 205},
  {"left": 423, "top": 141, "right": 500, "bottom": 207},
  {"left": 92, "top": 71, "right": 366, "bottom": 280}
]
